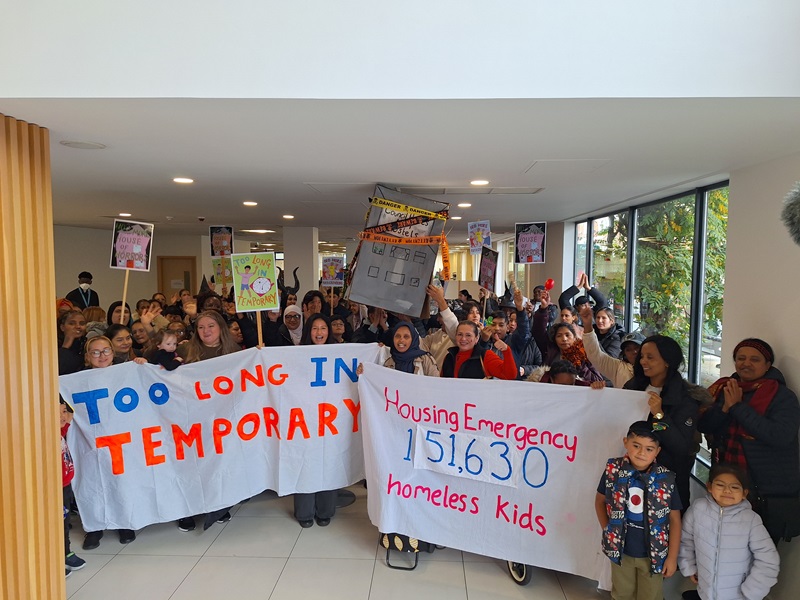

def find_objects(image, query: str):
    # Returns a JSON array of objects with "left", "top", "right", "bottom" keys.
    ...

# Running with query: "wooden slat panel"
[{"left": 0, "top": 113, "right": 62, "bottom": 600}]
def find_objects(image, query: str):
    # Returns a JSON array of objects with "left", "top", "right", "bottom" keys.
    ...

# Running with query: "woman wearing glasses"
[
  {"left": 79, "top": 336, "right": 139, "bottom": 550},
  {"left": 272, "top": 304, "right": 303, "bottom": 346}
]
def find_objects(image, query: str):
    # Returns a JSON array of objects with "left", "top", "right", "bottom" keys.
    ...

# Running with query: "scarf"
[
  {"left": 389, "top": 322, "right": 428, "bottom": 374},
  {"left": 561, "top": 337, "right": 589, "bottom": 369},
  {"left": 708, "top": 375, "right": 779, "bottom": 470}
]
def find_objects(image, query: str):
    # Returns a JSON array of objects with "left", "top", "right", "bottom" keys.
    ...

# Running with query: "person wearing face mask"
[{"left": 65, "top": 271, "right": 100, "bottom": 310}]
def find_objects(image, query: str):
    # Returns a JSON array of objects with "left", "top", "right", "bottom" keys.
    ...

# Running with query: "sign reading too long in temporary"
[{"left": 59, "top": 344, "right": 381, "bottom": 532}]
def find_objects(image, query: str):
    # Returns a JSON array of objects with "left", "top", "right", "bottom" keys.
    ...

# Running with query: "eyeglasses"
[
  {"left": 711, "top": 481, "right": 743, "bottom": 492},
  {"left": 284, "top": 315, "right": 301, "bottom": 321},
  {"left": 89, "top": 348, "right": 113, "bottom": 357}
]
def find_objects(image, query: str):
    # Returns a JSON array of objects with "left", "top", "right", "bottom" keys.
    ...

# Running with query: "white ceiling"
[{"left": 3, "top": 97, "right": 800, "bottom": 248}]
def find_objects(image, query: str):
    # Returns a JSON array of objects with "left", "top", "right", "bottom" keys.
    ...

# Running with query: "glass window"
[
  {"left": 699, "top": 186, "right": 729, "bottom": 386},
  {"left": 633, "top": 194, "right": 696, "bottom": 365},
  {"left": 590, "top": 211, "right": 628, "bottom": 322},
  {"left": 574, "top": 222, "right": 588, "bottom": 283}
]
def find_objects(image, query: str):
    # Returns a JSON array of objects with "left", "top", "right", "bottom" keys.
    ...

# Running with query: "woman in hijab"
[
  {"left": 278, "top": 304, "right": 303, "bottom": 346},
  {"left": 382, "top": 321, "right": 439, "bottom": 377}
]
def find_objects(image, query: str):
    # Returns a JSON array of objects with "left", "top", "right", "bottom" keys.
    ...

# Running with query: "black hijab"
[{"left": 390, "top": 322, "right": 428, "bottom": 374}]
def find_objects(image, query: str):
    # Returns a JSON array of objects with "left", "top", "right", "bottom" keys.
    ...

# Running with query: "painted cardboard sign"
[
  {"left": 109, "top": 219, "right": 154, "bottom": 272},
  {"left": 230, "top": 252, "right": 279, "bottom": 312},
  {"left": 515, "top": 222, "right": 547, "bottom": 264},
  {"left": 209, "top": 226, "right": 234, "bottom": 257}
]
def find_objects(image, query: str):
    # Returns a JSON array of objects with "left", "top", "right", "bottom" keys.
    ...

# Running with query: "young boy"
[
  {"left": 595, "top": 421, "right": 682, "bottom": 600},
  {"left": 61, "top": 397, "right": 86, "bottom": 576}
]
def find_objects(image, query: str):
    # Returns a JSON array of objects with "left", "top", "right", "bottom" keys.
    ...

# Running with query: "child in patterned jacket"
[{"left": 595, "top": 421, "right": 683, "bottom": 600}]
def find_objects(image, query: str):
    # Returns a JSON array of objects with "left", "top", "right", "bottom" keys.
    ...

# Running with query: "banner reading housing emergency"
[
  {"left": 357, "top": 364, "right": 649, "bottom": 583},
  {"left": 59, "top": 344, "right": 381, "bottom": 532}
]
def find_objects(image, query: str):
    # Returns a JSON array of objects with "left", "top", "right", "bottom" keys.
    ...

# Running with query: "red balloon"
[{"left": 544, "top": 278, "right": 555, "bottom": 291}]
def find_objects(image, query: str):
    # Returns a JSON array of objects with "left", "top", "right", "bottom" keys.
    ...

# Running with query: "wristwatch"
[{"left": 654, "top": 412, "right": 664, "bottom": 420}]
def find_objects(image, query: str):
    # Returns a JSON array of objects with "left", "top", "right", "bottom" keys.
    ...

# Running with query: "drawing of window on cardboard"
[
  {"left": 390, "top": 246, "right": 410, "bottom": 260},
  {"left": 348, "top": 184, "right": 449, "bottom": 317},
  {"left": 385, "top": 271, "right": 405, "bottom": 285}
]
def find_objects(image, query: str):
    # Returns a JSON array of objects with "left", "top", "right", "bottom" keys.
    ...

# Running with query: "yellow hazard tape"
[
  {"left": 440, "top": 235, "right": 451, "bottom": 281},
  {"left": 358, "top": 231, "right": 445, "bottom": 245},
  {"left": 370, "top": 197, "right": 448, "bottom": 220}
]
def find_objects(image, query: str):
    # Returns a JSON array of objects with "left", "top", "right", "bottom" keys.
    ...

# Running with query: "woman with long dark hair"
[
  {"left": 624, "top": 335, "right": 711, "bottom": 509},
  {"left": 294, "top": 313, "right": 339, "bottom": 527}
]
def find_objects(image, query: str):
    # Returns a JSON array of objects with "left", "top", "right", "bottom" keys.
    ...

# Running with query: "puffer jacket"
[{"left": 678, "top": 493, "right": 779, "bottom": 600}]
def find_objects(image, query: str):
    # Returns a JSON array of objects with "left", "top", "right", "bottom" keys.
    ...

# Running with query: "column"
[
  {"left": 282, "top": 226, "right": 319, "bottom": 298},
  {"left": 0, "top": 114, "right": 63, "bottom": 598}
]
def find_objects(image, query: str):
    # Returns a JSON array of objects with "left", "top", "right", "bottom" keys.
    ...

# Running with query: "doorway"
[{"left": 158, "top": 256, "right": 197, "bottom": 296}]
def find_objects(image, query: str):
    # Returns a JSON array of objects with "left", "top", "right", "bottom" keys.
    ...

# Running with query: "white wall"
[
  {"left": 54, "top": 225, "right": 204, "bottom": 310},
  {"left": 3, "top": 1, "right": 800, "bottom": 99},
  {"left": 724, "top": 152, "right": 800, "bottom": 597}
]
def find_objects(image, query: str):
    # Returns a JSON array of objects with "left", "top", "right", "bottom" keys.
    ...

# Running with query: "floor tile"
[
  {"left": 117, "top": 519, "right": 226, "bottom": 556},
  {"left": 67, "top": 555, "right": 200, "bottom": 600},
  {"left": 370, "top": 558, "right": 467, "bottom": 600},
  {"left": 204, "top": 516, "right": 301, "bottom": 557},
  {"left": 66, "top": 553, "right": 115, "bottom": 599},
  {"left": 170, "top": 556, "right": 286, "bottom": 600},
  {"left": 556, "top": 571, "right": 611, "bottom": 600},
  {"left": 234, "top": 490, "right": 295, "bottom": 518},
  {"left": 464, "top": 560, "right": 566, "bottom": 600},
  {"left": 291, "top": 516, "right": 380, "bottom": 559},
  {"left": 269, "top": 558, "right": 375, "bottom": 600},
  {"left": 462, "top": 550, "right": 497, "bottom": 562}
]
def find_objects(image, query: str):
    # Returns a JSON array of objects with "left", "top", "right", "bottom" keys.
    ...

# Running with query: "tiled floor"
[{"left": 65, "top": 484, "right": 693, "bottom": 599}]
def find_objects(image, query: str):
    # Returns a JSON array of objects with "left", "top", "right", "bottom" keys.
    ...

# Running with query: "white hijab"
[{"left": 283, "top": 304, "right": 303, "bottom": 345}]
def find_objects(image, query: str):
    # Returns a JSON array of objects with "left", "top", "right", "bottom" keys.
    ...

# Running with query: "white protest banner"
[
  {"left": 59, "top": 344, "right": 381, "bottom": 532},
  {"left": 357, "top": 364, "right": 649, "bottom": 582}
]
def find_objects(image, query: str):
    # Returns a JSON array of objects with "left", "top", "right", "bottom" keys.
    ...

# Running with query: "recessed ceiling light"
[
  {"left": 283, "top": 215, "right": 294, "bottom": 219},
  {"left": 470, "top": 180, "right": 489, "bottom": 186},
  {"left": 243, "top": 201, "right": 258, "bottom": 206},
  {"left": 457, "top": 203, "right": 472, "bottom": 208},
  {"left": 241, "top": 229, "right": 275, "bottom": 234},
  {"left": 451, "top": 216, "right": 462, "bottom": 220},
  {"left": 261, "top": 243, "right": 275, "bottom": 247},
  {"left": 173, "top": 177, "right": 194, "bottom": 184},
  {"left": 119, "top": 212, "right": 132, "bottom": 217},
  {"left": 59, "top": 141, "right": 106, "bottom": 150}
]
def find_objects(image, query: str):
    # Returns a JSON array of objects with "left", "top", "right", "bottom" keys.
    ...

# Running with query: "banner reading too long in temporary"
[
  {"left": 59, "top": 344, "right": 381, "bottom": 532},
  {"left": 357, "top": 364, "right": 649, "bottom": 583}
]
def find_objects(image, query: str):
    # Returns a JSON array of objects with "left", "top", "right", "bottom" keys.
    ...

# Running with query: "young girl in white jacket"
[{"left": 678, "top": 465, "right": 779, "bottom": 600}]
